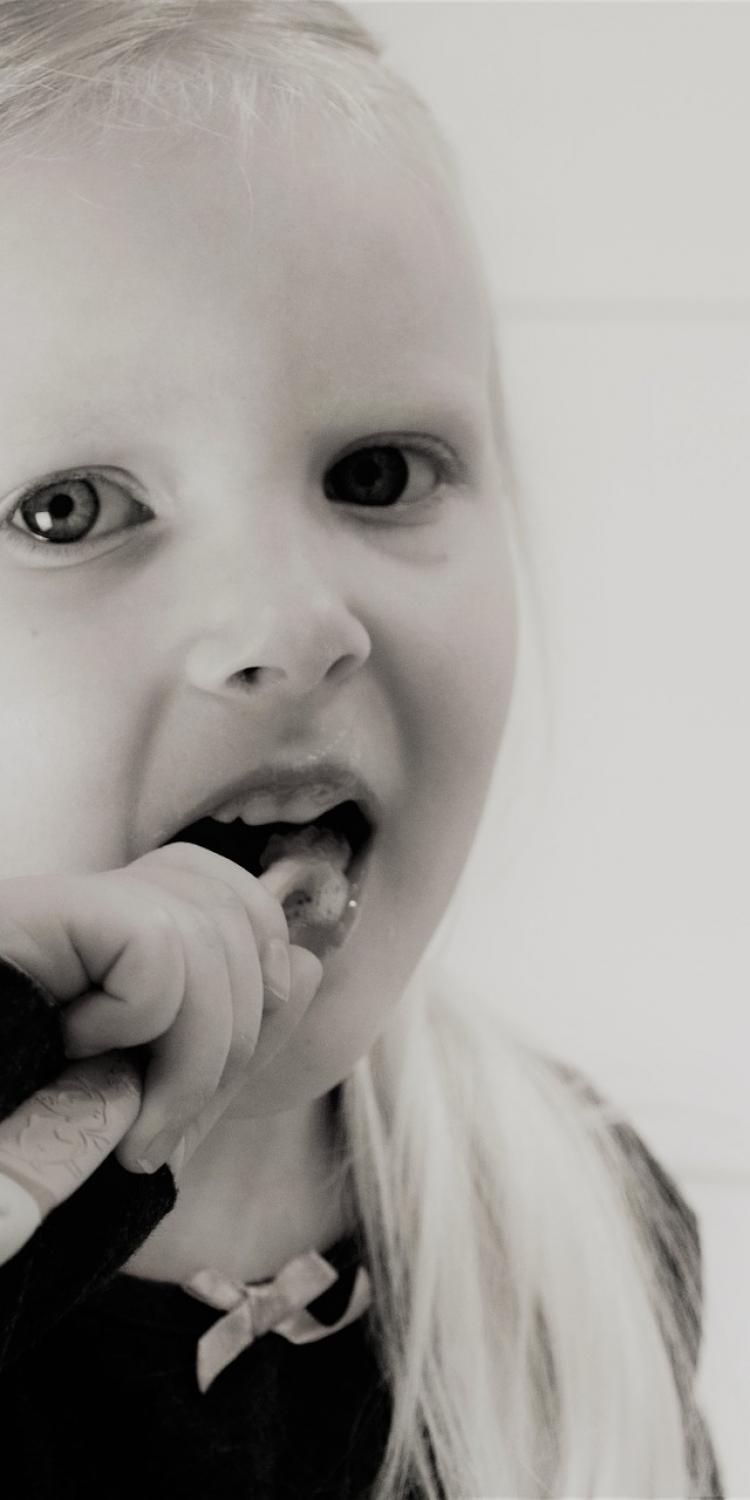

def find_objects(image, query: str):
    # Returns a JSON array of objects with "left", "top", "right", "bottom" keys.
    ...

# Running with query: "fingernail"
[
  {"left": 262, "top": 937, "right": 291, "bottom": 1004},
  {"left": 135, "top": 1128, "right": 183, "bottom": 1175}
]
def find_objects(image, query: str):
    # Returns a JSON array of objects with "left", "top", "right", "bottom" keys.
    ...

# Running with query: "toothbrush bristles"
[{"left": 259, "top": 854, "right": 350, "bottom": 927}]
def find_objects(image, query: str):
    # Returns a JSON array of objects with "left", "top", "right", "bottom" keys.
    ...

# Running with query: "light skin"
[{"left": 0, "top": 100, "right": 517, "bottom": 1282}]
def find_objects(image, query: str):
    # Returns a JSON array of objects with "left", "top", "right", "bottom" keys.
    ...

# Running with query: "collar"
[{"left": 180, "top": 1242, "right": 372, "bottom": 1392}]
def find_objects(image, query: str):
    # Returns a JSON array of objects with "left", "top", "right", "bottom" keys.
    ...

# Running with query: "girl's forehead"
[{"left": 0, "top": 112, "right": 491, "bottom": 446}]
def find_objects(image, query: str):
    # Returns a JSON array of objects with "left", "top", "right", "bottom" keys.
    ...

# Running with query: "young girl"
[{"left": 0, "top": 2, "right": 723, "bottom": 1496}]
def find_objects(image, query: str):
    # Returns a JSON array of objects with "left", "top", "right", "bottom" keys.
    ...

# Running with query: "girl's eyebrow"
[
  {"left": 327, "top": 383, "right": 486, "bottom": 450},
  {"left": 0, "top": 388, "right": 486, "bottom": 492}
]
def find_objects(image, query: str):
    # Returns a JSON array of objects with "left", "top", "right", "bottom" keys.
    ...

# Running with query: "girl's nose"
[{"left": 183, "top": 580, "right": 372, "bottom": 700}]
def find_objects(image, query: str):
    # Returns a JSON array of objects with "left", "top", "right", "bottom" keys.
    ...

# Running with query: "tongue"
[
  {"left": 258, "top": 823, "right": 351, "bottom": 875},
  {"left": 258, "top": 824, "right": 352, "bottom": 939}
]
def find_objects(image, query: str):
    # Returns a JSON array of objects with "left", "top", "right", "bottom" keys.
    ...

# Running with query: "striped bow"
[{"left": 181, "top": 1250, "right": 372, "bottom": 1393}]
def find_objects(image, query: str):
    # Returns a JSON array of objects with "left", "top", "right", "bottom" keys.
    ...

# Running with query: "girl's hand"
[{"left": 0, "top": 843, "right": 324, "bottom": 1175}]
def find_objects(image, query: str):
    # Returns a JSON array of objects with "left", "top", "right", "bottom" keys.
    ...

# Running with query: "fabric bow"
[{"left": 181, "top": 1250, "right": 372, "bottom": 1392}]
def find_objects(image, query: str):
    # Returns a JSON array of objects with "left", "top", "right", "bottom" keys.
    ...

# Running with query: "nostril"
[
  {"left": 325, "top": 654, "right": 360, "bottom": 685},
  {"left": 232, "top": 658, "right": 358, "bottom": 689},
  {"left": 230, "top": 667, "right": 284, "bottom": 688}
]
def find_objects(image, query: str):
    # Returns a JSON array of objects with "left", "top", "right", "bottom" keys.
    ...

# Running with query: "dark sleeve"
[
  {"left": 0, "top": 957, "right": 177, "bottom": 1371},
  {"left": 553, "top": 1059, "right": 724, "bottom": 1498}
]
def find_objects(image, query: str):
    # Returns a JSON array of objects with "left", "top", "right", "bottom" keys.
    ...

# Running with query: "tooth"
[
  {"left": 212, "top": 794, "right": 282, "bottom": 825},
  {"left": 265, "top": 786, "right": 343, "bottom": 822},
  {"left": 212, "top": 804, "right": 240, "bottom": 825},
  {"left": 209, "top": 785, "right": 343, "bottom": 827}
]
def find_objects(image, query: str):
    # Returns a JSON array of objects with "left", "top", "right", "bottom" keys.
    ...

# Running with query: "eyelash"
[
  {"left": 324, "top": 437, "right": 461, "bottom": 520},
  {"left": 0, "top": 468, "right": 153, "bottom": 566},
  {"left": 0, "top": 437, "right": 463, "bottom": 567}
]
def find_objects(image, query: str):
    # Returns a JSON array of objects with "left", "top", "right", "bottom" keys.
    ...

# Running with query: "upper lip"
[{"left": 160, "top": 757, "right": 381, "bottom": 843}]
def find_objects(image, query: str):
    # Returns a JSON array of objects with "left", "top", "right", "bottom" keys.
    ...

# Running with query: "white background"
[{"left": 350, "top": 3, "right": 750, "bottom": 1492}]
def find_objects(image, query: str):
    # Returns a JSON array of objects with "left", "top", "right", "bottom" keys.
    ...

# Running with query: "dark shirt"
[
  {"left": 0, "top": 959, "right": 724, "bottom": 1498},
  {"left": 7, "top": 1237, "right": 391, "bottom": 1499}
]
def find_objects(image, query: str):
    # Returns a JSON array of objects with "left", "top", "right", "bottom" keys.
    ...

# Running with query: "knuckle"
[
  {"left": 139, "top": 902, "right": 181, "bottom": 951},
  {"left": 206, "top": 883, "right": 247, "bottom": 921},
  {"left": 143, "top": 992, "right": 182, "bottom": 1037},
  {"left": 183, "top": 905, "right": 223, "bottom": 951}
]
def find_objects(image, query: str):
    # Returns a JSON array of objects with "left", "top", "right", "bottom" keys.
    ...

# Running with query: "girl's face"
[{"left": 0, "top": 103, "right": 517, "bottom": 1111}]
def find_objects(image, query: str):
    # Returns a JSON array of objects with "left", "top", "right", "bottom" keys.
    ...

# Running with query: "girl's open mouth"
[{"left": 161, "top": 799, "right": 375, "bottom": 959}]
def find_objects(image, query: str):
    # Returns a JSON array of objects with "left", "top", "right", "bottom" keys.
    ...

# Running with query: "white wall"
[{"left": 351, "top": 4, "right": 750, "bottom": 1492}]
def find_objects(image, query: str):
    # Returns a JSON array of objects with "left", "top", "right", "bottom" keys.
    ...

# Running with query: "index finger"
[{"left": 0, "top": 1051, "right": 141, "bottom": 1266}]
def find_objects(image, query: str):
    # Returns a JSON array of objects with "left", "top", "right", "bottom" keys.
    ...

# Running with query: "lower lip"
[{"left": 285, "top": 838, "right": 374, "bottom": 961}]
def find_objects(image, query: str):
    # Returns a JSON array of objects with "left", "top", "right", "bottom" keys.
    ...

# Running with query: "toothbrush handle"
[{"left": 0, "top": 1051, "right": 142, "bottom": 1266}]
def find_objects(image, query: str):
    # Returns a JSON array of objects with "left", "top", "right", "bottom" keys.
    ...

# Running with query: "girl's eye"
[
  {"left": 6, "top": 473, "right": 151, "bottom": 552},
  {"left": 323, "top": 443, "right": 445, "bottom": 513}
]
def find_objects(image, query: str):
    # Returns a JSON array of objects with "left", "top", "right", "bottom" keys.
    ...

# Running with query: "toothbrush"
[{"left": 0, "top": 854, "right": 350, "bottom": 1266}]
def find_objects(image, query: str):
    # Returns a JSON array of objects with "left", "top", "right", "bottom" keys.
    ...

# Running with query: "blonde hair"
[{"left": 0, "top": 3, "right": 719, "bottom": 1495}]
